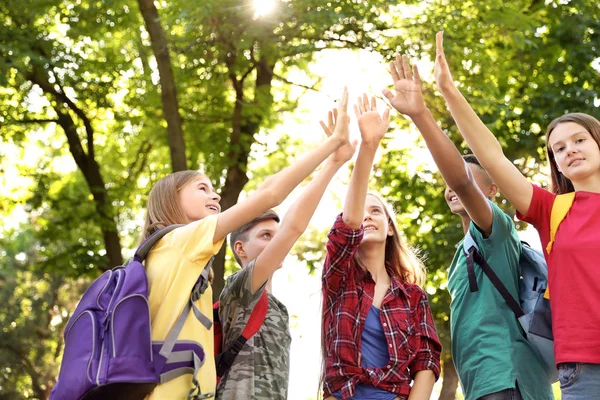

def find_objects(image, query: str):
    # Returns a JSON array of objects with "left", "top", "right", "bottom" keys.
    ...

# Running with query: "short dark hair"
[
  {"left": 229, "top": 210, "right": 280, "bottom": 266},
  {"left": 463, "top": 153, "right": 493, "bottom": 184},
  {"left": 462, "top": 153, "right": 482, "bottom": 168}
]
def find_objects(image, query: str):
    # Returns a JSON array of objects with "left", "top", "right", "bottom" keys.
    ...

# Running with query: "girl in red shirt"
[
  {"left": 321, "top": 94, "right": 441, "bottom": 400},
  {"left": 433, "top": 31, "right": 600, "bottom": 399}
]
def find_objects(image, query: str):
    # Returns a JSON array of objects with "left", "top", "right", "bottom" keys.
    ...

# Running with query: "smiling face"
[
  {"left": 178, "top": 175, "right": 221, "bottom": 222},
  {"left": 445, "top": 163, "right": 496, "bottom": 215},
  {"left": 361, "top": 194, "right": 394, "bottom": 244},
  {"left": 548, "top": 122, "right": 600, "bottom": 185}
]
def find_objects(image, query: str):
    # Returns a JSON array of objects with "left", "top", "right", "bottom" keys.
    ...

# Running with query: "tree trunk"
[
  {"left": 439, "top": 354, "right": 459, "bottom": 400},
  {"left": 211, "top": 56, "right": 275, "bottom": 300},
  {"left": 137, "top": 0, "right": 187, "bottom": 172},
  {"left": 27, "top": 68, "right": 123, "bottom": 271}
]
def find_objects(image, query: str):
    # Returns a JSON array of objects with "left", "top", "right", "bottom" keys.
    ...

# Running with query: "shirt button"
[
  {"left": 383, "top": 323, "right": 387, "bottom": 327},
  {"left": 387, "top": 365, "right": 392, "bottom": 369},
  {"left": 389, "top": 344, "right": 392, "bottom": 347}
]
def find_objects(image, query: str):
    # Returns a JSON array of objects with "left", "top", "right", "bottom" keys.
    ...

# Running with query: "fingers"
[
  {"left": 413, "top": 63, "right": 421, "bottom": 85},
  {"left": 319, "top": 120, "right": 332, "bottom": 137},
  {"left": 370, "top": 96, "right": 376, "bottom": 111},
  {"left": 362, "top": 93, "right": 369, "bottom": 112},
  {"left": 436, "top": 31, "right": 446, "bottom": 62},
  {"left": 382, "top": 88, "right": 394, "bottom": 101},
  {"left": 353, "top": 104, "right": 361, "bottom": 119},
  {"left": 339, "top": 86, "right": 349, "bottom": 112},
  {"left": 389, "top": 61, "right": 400, "bottom": 83},
  {"left": 402, "top": 54, "right": 413, "bottom": 80},
  {"left": 382, "top": 108, "right": 390, "bottom": 123},
  {"left": 395, "top": 54, "right": 405, "bottom": 80}
]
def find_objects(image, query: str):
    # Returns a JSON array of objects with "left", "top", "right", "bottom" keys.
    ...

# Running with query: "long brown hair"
[
  {"left": 318, "top": 193, "right": 426, "bottom": 398},
  {"left": 362, "top": 192, "right": 426, "bottom": 287},
  {"left": 140, "top": 170, "right": 205, "bottom": 242},
  {"left": 545, "top": 113, "right": 600, "bottom": 194}
]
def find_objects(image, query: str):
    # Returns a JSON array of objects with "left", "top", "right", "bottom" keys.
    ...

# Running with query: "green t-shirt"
[{"left": 448, "top": 201, "right": 553, "bottom": 400}]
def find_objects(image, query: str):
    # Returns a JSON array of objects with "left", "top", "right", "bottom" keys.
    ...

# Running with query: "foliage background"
[{"left": 1, "top": 0, "right": 598, "bottom": 398}]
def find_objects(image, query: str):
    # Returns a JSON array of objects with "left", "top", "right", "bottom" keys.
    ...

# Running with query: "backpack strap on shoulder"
[
  {"left": 135, "top": 224, "right": 185, "bottom": 262},
  {"left": 545, "top": 192, "right": 575, "bottom": 299},
  {"left": 547, "top": 192, "right": 575, "bottom": 254},
  {"left": 463, "top": 230, "right": 480, "bottom": 293},
  {"left": 464, "top": 230, "right": 525, "bottom": 318},
  {"left": 215, "top": 290, "right": 269, "bottom": 379}
]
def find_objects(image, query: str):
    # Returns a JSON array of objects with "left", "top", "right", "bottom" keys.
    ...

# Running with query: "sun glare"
[{"left": 253, "top": 0, "right": 276, "bottom": 17}]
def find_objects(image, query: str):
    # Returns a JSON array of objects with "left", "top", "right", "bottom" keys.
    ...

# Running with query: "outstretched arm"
[
  {"left": 251, "top": 104, "right": 357, "bottom": 292},
  {"left": 214, "top": 89, "right": 350, "bottom": 243},
  {"left": 383, "top": 53, "right": 493, "bottom": 234},
  {"left": 435, "top": 32, "right": 533, "bottom": 216},
  {"left": 343, "top": 95, "right": 390, "bottom": 228}
]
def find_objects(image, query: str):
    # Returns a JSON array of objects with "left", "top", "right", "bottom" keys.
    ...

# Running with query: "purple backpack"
[{"left": 50, "top": 225, "right": 215, "bottom": 400}]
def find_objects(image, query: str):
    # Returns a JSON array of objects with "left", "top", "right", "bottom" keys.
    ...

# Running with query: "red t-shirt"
[{"left": 517, "top": 184, "right": 600, "bottom": 364}]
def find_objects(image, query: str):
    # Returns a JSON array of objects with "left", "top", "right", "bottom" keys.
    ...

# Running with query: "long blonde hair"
[
  {"left": 140, "top": 170, "right": 214, "bottom": 280},
  {"left": 363, "top": 192, "right": 426, "bottom": 287},
  {"left": 140, "top": 170, "right": 205, "bottom": 241}
]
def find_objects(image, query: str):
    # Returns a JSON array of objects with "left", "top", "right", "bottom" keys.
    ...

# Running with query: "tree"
[{"left": 130, "top": 0, "right": 402, "bottom": 298}]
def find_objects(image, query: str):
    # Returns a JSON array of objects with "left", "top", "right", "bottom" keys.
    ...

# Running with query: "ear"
[
  {"left": 387, "top": 220, "right": 395, "bottom": 237},
  {"left": 233, "top": 241, "right": 246, "bottom": 260},
  {"left": 487, "top": 183, "right": 499, "bottom": 199}
]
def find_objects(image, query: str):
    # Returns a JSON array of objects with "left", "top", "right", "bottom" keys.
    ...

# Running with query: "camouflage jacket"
[{"left": 216, "top": 260, "right": 291, "bottom": 400}]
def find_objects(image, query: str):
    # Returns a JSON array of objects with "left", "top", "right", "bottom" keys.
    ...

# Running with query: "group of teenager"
[{"left": 140, "top": 33, "right": 600, "bottom": 400}]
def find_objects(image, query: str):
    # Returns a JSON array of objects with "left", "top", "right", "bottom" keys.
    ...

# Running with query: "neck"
[
  {"left": 572, "top": 173, "right": 600, "bottom": 193},
  {"left": 460, "top": 213, "right": 472, "bottom": 235},
  {"left": 357, "top": 243, "right": 389, "bottom": 283}
]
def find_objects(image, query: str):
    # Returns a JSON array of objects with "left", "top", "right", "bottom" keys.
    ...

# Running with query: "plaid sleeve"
[
  {"left": 322, "top": 213, "right": 363, "bottom": 296},
  {"left": 409, "top": 289, "right": 442, "bottom": 380}
]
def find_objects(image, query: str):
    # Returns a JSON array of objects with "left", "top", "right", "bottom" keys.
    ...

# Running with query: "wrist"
[
  {"left": 440, "top": 83, "right": 460, "bottom": 98},
  {"left": 408, "top": 107, "right": 429, "bottom": 120},
  {"left": 410, "top": 107, "right": 433, "bottom": 124},
  {"left": 359, "top": 140, "right": 380, "bottom": 153}
]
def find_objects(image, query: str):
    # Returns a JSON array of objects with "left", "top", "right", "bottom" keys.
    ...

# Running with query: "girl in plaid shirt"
[{"left": 322, "top": 95, "right": 441, "bottom": 400}]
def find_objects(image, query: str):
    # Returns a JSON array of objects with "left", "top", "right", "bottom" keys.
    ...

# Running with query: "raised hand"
[
  {"left": 329, "top": 87, "right": 351, "bottom": 145},
  {"left": 320, "top": 107, "right": 357, "bottom": 164},
  {"left": 382, "top": 54, "right": 426, "bottom": 118},
  {"left": 434, "top": 31, "right": 456, "bottom": 95},
  {"left": 353, "top": 94, "right": 390, "bottom": 146}
]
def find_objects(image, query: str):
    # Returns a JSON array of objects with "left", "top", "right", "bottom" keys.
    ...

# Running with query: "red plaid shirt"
[{"left": 321, "top": 214, "right": 441, "bottom": 399}]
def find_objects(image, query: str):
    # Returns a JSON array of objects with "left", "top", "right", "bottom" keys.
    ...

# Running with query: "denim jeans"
[
  {"left": 478, "top": 385, "right": 522, "bottom": 400},
  {"left": 558, "top": 362, "right": 600, "bottom": 400}
]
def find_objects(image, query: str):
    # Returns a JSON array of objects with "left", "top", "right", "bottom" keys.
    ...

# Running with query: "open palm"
[
  {"left": 383, "top": 54, "right": 426, "bottom": 118},
  {"left": 354, "top": 94, "right": 390, "bottom": 145},
  {"left": 434, "top": 31, "right": 456, "bottom": 95},
  {"left": 320, "top": 108, "right": 357, "bottom": 163}
]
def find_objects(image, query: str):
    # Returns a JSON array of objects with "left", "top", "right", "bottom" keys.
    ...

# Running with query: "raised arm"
[
  {"left": 383, "top": 54, "right": 493, "bottom": 234},
  {"left": 213, "top": 89, "right": 350, "bottom": 243},
  {"left": 251, "top": 105, "right": 357, "bottom": 292},
  {"left": 343, "top": 95, "right": 390, "bottom": 228},
  {"left": 435, "top": 32, "right": 533, "bottom": 216}
]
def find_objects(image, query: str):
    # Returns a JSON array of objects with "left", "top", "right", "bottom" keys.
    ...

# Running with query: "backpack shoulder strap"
[
  {"left": 135, "top": 224, "right": 185, "bottom": 261},
  {"left": 216, "top": 290, "right": 269, "bottom": 378},
  {"left": 464, "top": 233, "right": 525, "bottom": 318},
  {"left": 463, "top": 230, "right": 480, "bottom": 293},
  {"left": 546, "top": 192, "right": 575, "bottom": 254}
]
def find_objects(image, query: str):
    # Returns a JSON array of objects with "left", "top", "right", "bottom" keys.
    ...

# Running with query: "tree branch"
[
  {"left": 7, "top": 118, "right": 60, "bottom": 125},
  {"left": 273, "top": 73, "right": 321, "bottom": 93}
]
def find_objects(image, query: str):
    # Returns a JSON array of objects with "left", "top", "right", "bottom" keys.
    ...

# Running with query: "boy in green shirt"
[{"left": 380, "top": 40, "right": 554, "bottom": 399}]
